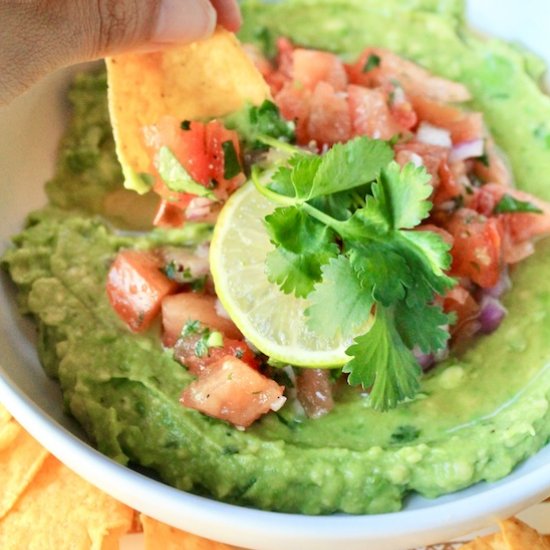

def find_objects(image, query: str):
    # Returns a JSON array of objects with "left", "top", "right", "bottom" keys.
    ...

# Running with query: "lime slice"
[{"left": 210, "top": 181, "right": 369, "bottom": 367}]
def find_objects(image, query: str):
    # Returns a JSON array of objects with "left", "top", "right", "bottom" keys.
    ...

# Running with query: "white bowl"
[{"left": 1, "top": 2, "right": 550, "bottom": 549}]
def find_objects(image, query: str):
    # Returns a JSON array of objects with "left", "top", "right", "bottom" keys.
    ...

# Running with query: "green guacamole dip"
[{"left": 3, "top": 0, "right": 550, "bottom": 514}]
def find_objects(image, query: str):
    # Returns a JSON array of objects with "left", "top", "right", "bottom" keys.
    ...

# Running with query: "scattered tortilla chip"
[
  {"left": 0, "top": 421, "right": 49, "bottom": 520},
  {"left": 141, "top": 514, "right": 239, "bottom": 550},
  {"left": 0, "top": 403, "right": 11, "bottom": 426},
  {"left": 459, "top": 534, "right": 501, "bottom": 549},
  {"left": 107, "top": 27, "right": 271, "bottom": 193},
  {"left": 499, "top": 517, "right": 550, "bottom": 549},
  {"left": 0, "top": 455, "right": 133, "bottom": 549},
  {"left": 460, "top": 518, "right": 550, "bottom": 549}
]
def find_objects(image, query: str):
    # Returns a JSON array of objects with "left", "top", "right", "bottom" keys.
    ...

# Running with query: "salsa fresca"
[{"left": 105, "top": 39, "right": 550, "bottom": 429}]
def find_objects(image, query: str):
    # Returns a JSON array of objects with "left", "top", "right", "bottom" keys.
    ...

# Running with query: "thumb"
[{"left": 1, "top": 0, "right": 221, "bottom": 105}]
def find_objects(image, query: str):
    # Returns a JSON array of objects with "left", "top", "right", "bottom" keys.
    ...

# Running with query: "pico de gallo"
[{"left": 105, "top": 38, "right": 550, "bottom": 428}]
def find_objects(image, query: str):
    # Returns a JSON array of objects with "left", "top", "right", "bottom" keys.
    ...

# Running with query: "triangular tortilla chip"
[
  {"left": 107, "top": 27, "right": 270, "bottom": 193},
  {"left": 141, "top": 514, "right": 239, "bottom": 550},
  {"left": 499, "top": 518, "right": 550, "bottom": 549},
  {"left": 0, "top": 420, "right": 49, "bottom": 520},
  {"left": 0, "top": 455, "right": 133, "bottom": 549}
]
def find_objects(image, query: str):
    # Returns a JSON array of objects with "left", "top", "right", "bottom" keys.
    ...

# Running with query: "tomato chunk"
[
  {"left": 174, "top": 334, "right": 259, "bottom": 375},
  {"left": 205, "top": 120, "right": 245, "bottom": 199},
  {"left": 410, "top": 95, "right": 483, "bottom": 144},
  {"left": 442, "top": 286, "right": 480, "bottom": 343},
  {"left": 348, "top": 85, "right": 401, "bottom": 140},
  {"left": 307, "top": 82, "right": 352, "bottom": 146},
  {"left": 445, "top": 208, "right": 502, "bottom": 288},
  {"left": 161, "top": 293, "right": 241, "bottom": 347},
  {"left": 180, "top": 357, "right": 286, "bottom": 428},
  {"left": 107, "top": 250, "right": 178, "bottom": 332},
  {"left": 292, "top": 48, "right": 348, "bottom": 92}
]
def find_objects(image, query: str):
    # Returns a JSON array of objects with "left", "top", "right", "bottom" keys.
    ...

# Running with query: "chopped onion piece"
[
  {"left": 270, "top": 395, "right": 287, "bottom": 412},
  {"left": 449, "top": 139, "right": 484, "bottom": 163},
  {"left": 185, "top": 197, "right": 213, "bottom": 220},
  {"left": 416, "top": 122, "right": 452, "bottom": 148},
  {"left": 486, "top": 270, "right": 512, "bottom": 298},
  {"left": 413, "top": 346, "right": 435, "bottom": 370},
  {"left": 478, "top": 296, "right": 507, "bottom": 335},
  {"left": 215, "top": 298, "right": 231, "bottom": 320}
]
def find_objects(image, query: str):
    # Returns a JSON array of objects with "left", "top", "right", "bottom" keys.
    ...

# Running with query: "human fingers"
[
  {"left": 0, "top": 0, "right": 217, "bottom": 105},
  {"left": 209, "top": 0, "right": 242, "bottom": 32}
]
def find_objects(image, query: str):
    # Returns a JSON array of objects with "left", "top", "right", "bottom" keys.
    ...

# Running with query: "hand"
[{"left": 0, "top": 0, "right": 241, "bottom": 106}]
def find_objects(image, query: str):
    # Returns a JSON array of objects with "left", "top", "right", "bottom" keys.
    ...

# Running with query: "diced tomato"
[
  {"left": 390, "top": 94, "right": 418, "bottom": 131},
  {"left": 394, "top": 142, "right": 448, "bottom": 188},
  {"left": 292, "top": 48, "right": 348, "bottom": 92},
  {"left": 204, "top": 120, "right": 245, "bottom": 200},
  {"left": 161, "top": 293, "right": 241, "bottom": 347},
  {"left": 275, "top": 84, "right": 310, "bottom": 144},
  {"left": 442, "top": 286, "right": 481, "bottom": 343},
  {"left": 433, "top": 159, "right": 466, "bottom": 206},
  {"left": 107, "top": 250, "right": 178, "bottom": 332},
  {"left": 307, "top": 82, "right": 352, "bottom": 147},
  {"left": 347, "top": 48, "right": 471, "bottom": 103},
  {"left": 296, "top": 369, "right": 334, "bottom": 419},
  {"left": 467, "top": 183, "right": 550, "bottom": 264},
  {"left": 410, "top": 95, "right": 484, "bottom": 144},
  {"left": 145, "top": 117, "right": 245, "bottom": 208},
  {"left": 445, "top": 208, "right": 502, "bottom": 288},
  {"left": 348, "top": 85, "right": 402, "bottom": 140},
  {"left": 153, "top": 199, "right": 186, "bottom": 228},
  {"left": 180, "top": 356, "right": 285, "bottom": 428},
  {"left": 265, "top": 37, "right": 294, "bottom": 94},
  {"left": 174, "top": 334, "right": 259, "bottom": 375}
]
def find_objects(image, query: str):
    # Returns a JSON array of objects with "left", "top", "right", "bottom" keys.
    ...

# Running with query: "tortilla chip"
[
  {"left": 107, "top": 27, "right": 271, "bottom": 192},
  {"left": 499, "top": 517, "right": 550, "bottom": 549},
  {"left": 0, "top": 455, "right": 133, "bottom": 549},
  {"left": 0, "top": 421, "right": 49, "bottom": 520},
  {"left": 0, "top": 403, "right": 11, "bottom": 426},
  {"left": 461, "top": 533, "right": 509, "bottom": 549},
  {"left": 141, "top": 514, "right": 239, "bottom": 550}
]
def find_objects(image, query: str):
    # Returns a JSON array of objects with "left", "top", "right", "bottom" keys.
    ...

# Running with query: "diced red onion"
[
  {"left": 413, "top": 346, "right": 435, "bottom": 370},
  {"left": 449, "top": 139, "right": 484, "bottom": 163},
  {"left": 486, "top": 269, "right": 512, "bottom": 299},
  {"left": 416, "top": 122, "right": 452, "bottom": 148},
  {"left": 478, "top": 296, "right": 507, "bottom": 335},
  {"left": 185, "top": 197, "right": 213, "bottom": 220}
]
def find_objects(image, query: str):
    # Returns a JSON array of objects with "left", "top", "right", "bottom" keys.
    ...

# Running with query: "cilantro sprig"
[{"left": 253, "top": 137, "right": 456, "bottom": 411}]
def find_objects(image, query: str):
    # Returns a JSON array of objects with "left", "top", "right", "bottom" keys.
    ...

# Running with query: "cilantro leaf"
[
  {"left": 363, "top": 54, "right": 381, "bottom": 73},
  {"left": 343, "top": 306, "right": 421, "bottom": 411},
  {"left": 265, "top": 206, "right": 338, "bottom": 297},
  {"left": 224, "top": 100, "right": 295, "bottom": 150},
  {"left": 349, "top": 242, "right": 411, "bottom": 306},
  {"left": 306, "top": 256, "right": 374, "bottom": 339},
  {"left": 394, "top": 300, "right": 451, "bottom": 354},
  {"left": 493, "top": 193, "right": 543, "bottom": 214},
  {"left": 156, "top": 146, "right": 216, "bottom": 200},
  {"left": 222, "top": 140, "right": 242, "bottom": 179},
  {"left": 374, "top": 161, "right": 432, "bottom": 229},
  {"left": 290, "top": 138, "right": 393, "bottom": 201}
]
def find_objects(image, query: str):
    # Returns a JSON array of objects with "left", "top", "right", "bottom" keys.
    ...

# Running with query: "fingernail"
[{"left": 153, "top": 0, "right": 217, "bottom": 44}]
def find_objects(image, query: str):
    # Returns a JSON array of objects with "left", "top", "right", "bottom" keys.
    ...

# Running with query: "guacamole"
[{"left": 3, "top": 0, "right": 550, "bottom": 514}]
